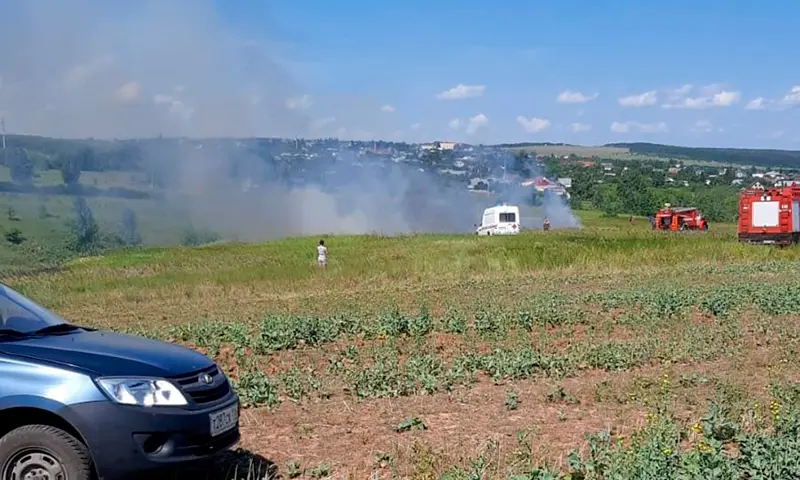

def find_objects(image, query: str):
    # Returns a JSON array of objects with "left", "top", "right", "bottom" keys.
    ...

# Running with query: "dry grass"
[{"left": 507, "top": 145, "right": 633, "bottom": 158}]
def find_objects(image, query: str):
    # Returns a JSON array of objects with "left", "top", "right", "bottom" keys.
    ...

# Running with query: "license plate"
[{"left": 209, "top": 404, "right": 238, "bottom": 437}]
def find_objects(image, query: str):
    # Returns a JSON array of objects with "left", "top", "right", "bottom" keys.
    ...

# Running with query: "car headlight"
[{"left": 96, "top": 377, "right": 188, "bottom": 407}]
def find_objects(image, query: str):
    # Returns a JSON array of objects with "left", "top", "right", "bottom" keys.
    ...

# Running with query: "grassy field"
[
  {"left": 508, "top": 145, "right": 634, "bottom": 159},
  {"left": 506, "top": 145, "right": 745, "bottom": 168},
  {"left": 3, "top": 212, "right": 800, "bottom": 479},
  {"left": 0, "top": 166, "right": 152, "bottom": 191},
  {"left": 0, "top": 188, "right": 195, "bottom": 273}
]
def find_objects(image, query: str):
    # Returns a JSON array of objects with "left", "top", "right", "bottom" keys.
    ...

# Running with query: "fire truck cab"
[
  {"left": 738, "top": 184, "right": 800, "bottom": 245},
  {"left": 652, "top": 205, "right": 709, "bottom": 232}
]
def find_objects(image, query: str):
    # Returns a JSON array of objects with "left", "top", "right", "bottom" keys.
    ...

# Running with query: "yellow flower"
[{"left": 663, "top": 448, "right": 672, "bottom": 456}]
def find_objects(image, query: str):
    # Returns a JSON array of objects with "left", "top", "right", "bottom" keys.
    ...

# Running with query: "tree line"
[{"left": 510, "top": 152, "right": 741, "bottom": 222}]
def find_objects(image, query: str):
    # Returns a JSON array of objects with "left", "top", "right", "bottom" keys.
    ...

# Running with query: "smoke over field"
[{"left": 0, "top": 1, "right": 580, "bottom": 242}]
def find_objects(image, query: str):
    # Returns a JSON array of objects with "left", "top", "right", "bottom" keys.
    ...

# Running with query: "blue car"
[{"left": 0, "top": 282, "right": 240, "bottom": 479}]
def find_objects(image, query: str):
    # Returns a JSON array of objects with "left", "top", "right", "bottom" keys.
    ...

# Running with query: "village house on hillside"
[{"left": 520, "top": 176, "right": 570, "bottom": 198}]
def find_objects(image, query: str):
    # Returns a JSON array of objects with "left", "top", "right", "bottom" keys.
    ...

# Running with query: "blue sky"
[
  {"left": 2, "top": 0, "right": 799, "bottom": 148},
  {"left": 211, "top": 0, "right": 800, "bottom": 148}
]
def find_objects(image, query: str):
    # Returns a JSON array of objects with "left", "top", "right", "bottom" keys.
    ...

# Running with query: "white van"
[{"left": 475, "top": 204, "right": 521, "bottom": 235}]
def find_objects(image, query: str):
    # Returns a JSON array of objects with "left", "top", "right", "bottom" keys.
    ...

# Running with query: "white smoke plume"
[
  {"left": 0, "top": 1, "right": 580, "bottom": 241},
  {"left": 0, "top": 0, "right": 316, "bottom": 139}
]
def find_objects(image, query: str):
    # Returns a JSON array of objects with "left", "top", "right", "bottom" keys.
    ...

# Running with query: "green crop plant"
[
  {"left": 442, "top": 306, "right": 468, "bottom": 334},
  {"left": 473, "top": 306, "right": 509, "bottom": 339},
  {"left": 377, "top": 306, "right": 410, "bottom": 337},
  {"left": 409, "top": 303, "right": 434, "bottom": 338},
  {"left": 233, "top": 370, "right": 280, "bottom": 409},
  {"left": 505, "top": 389, "right": 519, "bottom": 410}
]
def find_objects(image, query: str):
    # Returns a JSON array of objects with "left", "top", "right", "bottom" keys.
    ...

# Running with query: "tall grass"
[{"left": 11, "top": 226, "right": 796, "bottom": 292}]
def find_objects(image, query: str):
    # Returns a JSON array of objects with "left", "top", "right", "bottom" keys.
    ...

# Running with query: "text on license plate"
[{"left": 209, "top": 404, "right": 238, "bottom": 437}]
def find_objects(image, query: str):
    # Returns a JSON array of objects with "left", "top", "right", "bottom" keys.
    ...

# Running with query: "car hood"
[{"left": 0, "top": 330, "right": 213, "bottom": 378}]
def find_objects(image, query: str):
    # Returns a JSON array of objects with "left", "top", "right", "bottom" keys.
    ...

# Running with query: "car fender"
[{"left": 0, "top": 395, "right": 100, "bottom": 436}]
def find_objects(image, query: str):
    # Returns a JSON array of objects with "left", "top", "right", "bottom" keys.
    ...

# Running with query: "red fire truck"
[
  {"left": 652, "top": 205, "right": 708, "bottom": 232},
  {"left": 738, "top": 184, "right": 800, "bottom": 245}
]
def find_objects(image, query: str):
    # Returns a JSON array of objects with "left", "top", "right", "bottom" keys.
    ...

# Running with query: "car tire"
[{"left": 0, "top": 424, "right": 93, "bottom": 480}]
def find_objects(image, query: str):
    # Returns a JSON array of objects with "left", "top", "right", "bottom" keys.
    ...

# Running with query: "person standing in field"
[
  {"left": 317, "top": 239, "right": 327, "bottom": 267},
  {"left": 543, "top": 217, "right": 550, "bottom": 232}
]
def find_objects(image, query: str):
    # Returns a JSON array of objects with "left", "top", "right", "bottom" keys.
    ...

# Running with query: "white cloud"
[
  {"left": 556, "top": 90, "right": 598, "bottom": 104},
  {"left": 662, "top": 84, "right": 740, "bottom": 109},
  {"left": 742, "top": 87, "right": 800, "bottom": 112},
  {"left": 465, "top": 113, "right": 488, "bottom": 134},
  {"left": 618, "top": 90, "right": 657, "bottom": 107},
  {"left": 285, "top": 94, "right": 313, "bottom": 110},
  {"left": 691, "top": 120, "right": 717, "bottom": 133},
  {"left": 610, "top": 121, "right": 668, "bottom": 134},
  {"left": 116, "top": 81, "right": 140, "bottom": 103},
  {"left": 380, "top": 104, "right": 395, "bottom": 113},
  {"left": 745, "top": 97, "right": 769, "bottom": 110},
  {"left": 152, "top": 93, "right": 193, "bottom": 119},
  {"left": 671, "top": 84, "right": 693, "bottom": 97},
  {"left": 570, "top": 122, "right": 592, "bottom": 133},
  {"left": 436, "top": 84, "right": 485, "bottom": 100},
  {"left": 711, "top": 90, "right": 740, "bottom": 106},
  {"left": 449, "top": 114, "right": 488, "bottom": 134},
  {"left": 779, "top": 86, "right": 800, "bottom": 106},
  {"left": 516, "top": 116, "right": 551, "bottom": 133},
  {"left": 410, "top": 122, "right": 421, "bottom": 130}
]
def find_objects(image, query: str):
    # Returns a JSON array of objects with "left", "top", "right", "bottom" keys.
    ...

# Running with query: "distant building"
[
  {"left": 421, "top": 141, "right": 456, "bottom": 151},
  {"left": 520, "top": 176, "right": 570, "bottom": 198}
]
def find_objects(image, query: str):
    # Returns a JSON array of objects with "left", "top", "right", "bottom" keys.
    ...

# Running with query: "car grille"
[{"left": 172, "top": 365, "right": 232, "bottom": 405}]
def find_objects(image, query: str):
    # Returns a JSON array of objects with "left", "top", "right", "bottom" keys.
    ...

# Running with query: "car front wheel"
[{"left": 0, "top": 424, "right": 92, "bottom": 480}]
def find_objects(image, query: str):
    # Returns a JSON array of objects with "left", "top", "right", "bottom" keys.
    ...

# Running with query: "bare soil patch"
[{"left": 236, "top": 353, "right": 792, "bottom": 479}]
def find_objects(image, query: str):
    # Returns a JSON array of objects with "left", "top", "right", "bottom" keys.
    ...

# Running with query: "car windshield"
[{"left": 0, "top": 284, "right": 68, "bottom": 334}]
